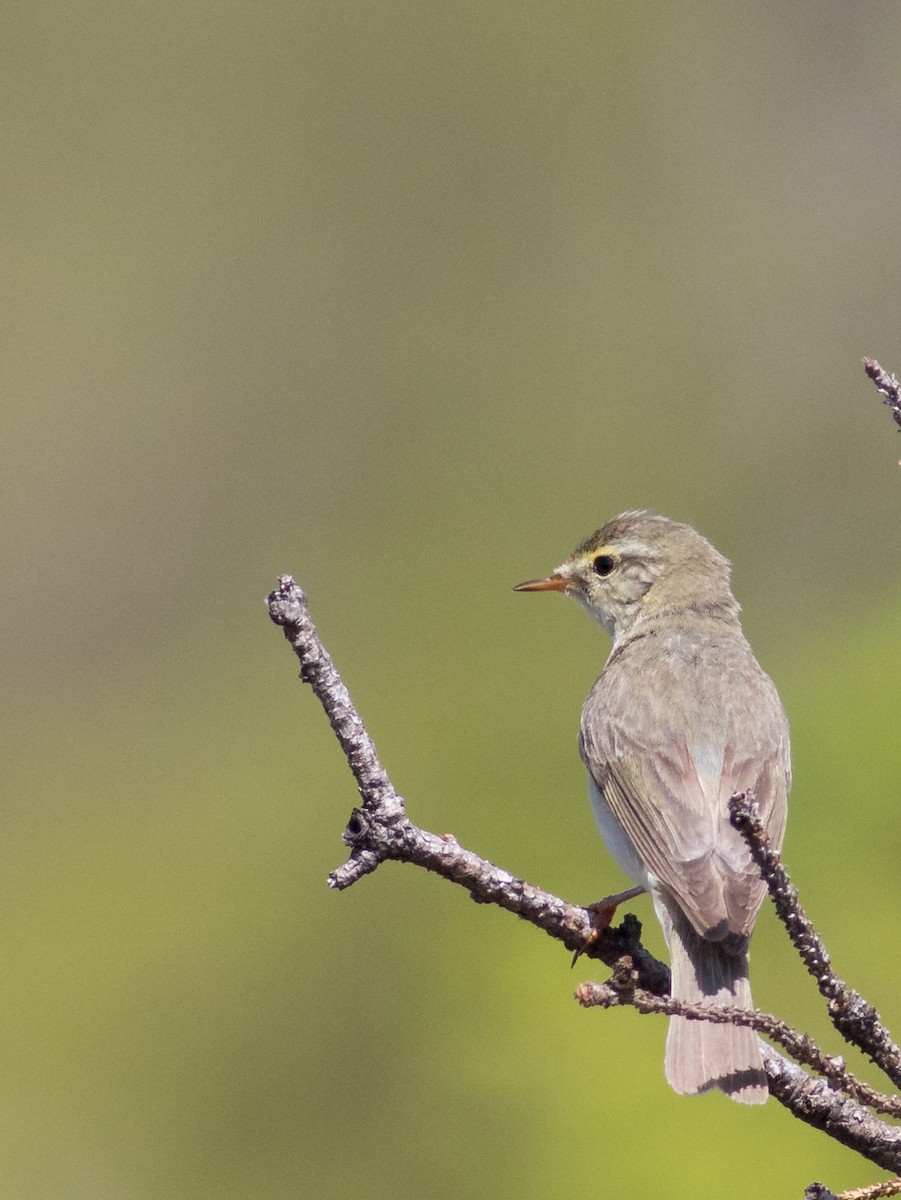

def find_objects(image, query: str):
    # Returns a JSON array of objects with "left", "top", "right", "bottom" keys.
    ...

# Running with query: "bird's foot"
[{"left": 571, "top": 886, "right": 646, "bottom": 967}]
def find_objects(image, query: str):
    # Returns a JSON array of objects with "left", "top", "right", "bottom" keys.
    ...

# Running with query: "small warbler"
[{"left": 515, "top": 510, "right": 790, "bottom": 1103}]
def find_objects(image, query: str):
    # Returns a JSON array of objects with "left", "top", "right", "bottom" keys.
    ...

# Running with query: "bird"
[{"left": 514, "top": 510, "right": 790, "bottom": 1103}]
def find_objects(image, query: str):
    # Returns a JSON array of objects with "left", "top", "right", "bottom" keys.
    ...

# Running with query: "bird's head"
[{"left": 514, "top": 510, "right": 739, "bottom": 642}]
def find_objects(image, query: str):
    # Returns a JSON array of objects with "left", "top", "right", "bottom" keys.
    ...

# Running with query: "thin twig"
[
  {"left": 809, "top": 1178, "right": 901, "bottom": 1200},
  {"left": 730, "top": 793, "right": 901, "bottom": 1091},
  {"left": 864, "top": 358, "right": 901, "bottom": 433},
  {"left": 837, "top": 1179, "right": 901, "bottom": 1200},
  {"left": 576, "top": 960, "right": 901, "bottom": 1117},
  {"left": 269, "top": 575, "right": 403, "bottom": 886}
]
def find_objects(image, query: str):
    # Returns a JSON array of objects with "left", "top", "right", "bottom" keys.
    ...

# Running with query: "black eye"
[{"left": 593, "top": 554, "right": 616, "bottom": 577}]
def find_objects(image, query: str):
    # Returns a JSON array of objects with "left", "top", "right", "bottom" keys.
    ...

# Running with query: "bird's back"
[{"left": 579, "top": 614, "right": 790, "bottom": 942}]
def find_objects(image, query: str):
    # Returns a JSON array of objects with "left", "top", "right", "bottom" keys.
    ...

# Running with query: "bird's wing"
[
  {"left": 581, "top": 694, "right": 790, "bottom": 942},
  {"left": 606, "top": 748, "right": 785, "bottom": 939}
]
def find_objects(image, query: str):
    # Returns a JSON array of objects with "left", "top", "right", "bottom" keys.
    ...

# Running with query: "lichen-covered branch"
[
  {"left": 267, "top": 575, "right": 668, "bottom": 990},
  {"left": 812, "top": 1178, "right": 901, "bottom": 1200},
  {"left": 268, "top": 575, "right": 403, "bottom": 886},
  {"left": 268, "top": 576, "right": 901, "bottom": 1176},
  {"left": 577, "top": 959, "right": 901, "bottom": 1118},
  {"left": 730, "top": 793, "right": 901, "bottom": 1090},
  {"left": 864, "top": 357, "right": 901, "bottom": 433}
]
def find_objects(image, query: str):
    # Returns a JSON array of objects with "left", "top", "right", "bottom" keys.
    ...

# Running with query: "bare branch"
[
  {"left": 808, "top": 1174, "right": 901, "bottom": 1199},
  {"left": 576, "top": 960, "right": 901, "bottom": 1118},
  {"left": 267, "top": 576, "right": 670, "bottom": 990},
  {"left": 268, "top": 578, "right": 901, "bottom": 1175},
  {"left": 730, "top": 793, "right": 901, "bottom": 1090},
  {"left": 268, "top": 576, "right": 401, "bottom": 815},
  {"left": 835, "top": 1178, "right": 901, "bottom": 1200},
  {"left": 864, "top": 358, "right": 901, "bottom": 433},
  {"left": 761, "top": 1049, "right": 901, "bottom": 1173},
  {"left": 268, "top": 575, "right": 403, "bottom": 885}
]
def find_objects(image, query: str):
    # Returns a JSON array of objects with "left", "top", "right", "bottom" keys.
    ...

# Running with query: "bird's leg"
[{"left": 572, "top": 885, "right": 646, "bottom": 966}]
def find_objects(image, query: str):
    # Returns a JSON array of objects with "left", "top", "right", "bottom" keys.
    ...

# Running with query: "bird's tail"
[{"left": 662, "top": 902, "right": 767, "bottom": 1104}]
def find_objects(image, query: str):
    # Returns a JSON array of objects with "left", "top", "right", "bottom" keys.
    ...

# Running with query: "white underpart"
[
  {"left": 589, "top": 776, "right": 673, "bottom": 947},
  {"left": 588, "top": 776, "right": 652, "bottom": 890}
]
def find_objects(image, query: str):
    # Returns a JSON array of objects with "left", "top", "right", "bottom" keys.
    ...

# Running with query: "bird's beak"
[{"left": 513, "top": 572, "right": 568, "bottom": 593}]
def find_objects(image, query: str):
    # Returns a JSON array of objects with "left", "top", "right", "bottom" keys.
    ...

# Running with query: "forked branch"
[
  {"left": 267, "top": 576, "right": 901, "bottom": 1178},
  {"left": 730, "top": 794, "right": 901, "bottom": 1088}
]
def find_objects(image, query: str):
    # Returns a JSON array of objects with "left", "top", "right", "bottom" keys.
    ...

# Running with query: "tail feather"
[{"left": 662, "top": 902, "right": 767, "bottom": 1104}]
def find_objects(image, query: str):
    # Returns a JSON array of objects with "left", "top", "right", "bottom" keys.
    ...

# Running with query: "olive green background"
[{"left": 5, "top": 3, "right": 901, "bottom": 1197}]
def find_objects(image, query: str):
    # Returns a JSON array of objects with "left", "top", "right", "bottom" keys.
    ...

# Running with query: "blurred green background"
[{"left": 4, "top": 2, "right": 901, "bottom": 1196}]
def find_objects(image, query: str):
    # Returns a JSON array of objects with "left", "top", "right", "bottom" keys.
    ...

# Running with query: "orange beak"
[{"left": 513, "top": 573, "right": 567, "bottom": 593}]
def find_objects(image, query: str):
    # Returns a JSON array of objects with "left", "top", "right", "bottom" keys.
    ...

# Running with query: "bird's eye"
[{"left": 593, "top": 554, "right": 616, "bottom": 577}]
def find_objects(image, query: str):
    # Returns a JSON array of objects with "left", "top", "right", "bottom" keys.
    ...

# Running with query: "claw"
[{"left": 571, "top": 885, "right": 645, "bottom": 967}]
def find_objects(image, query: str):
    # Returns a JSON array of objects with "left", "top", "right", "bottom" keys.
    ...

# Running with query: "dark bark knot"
[{"left": 343, "top": 807, "right": 369, "bottom": 844}]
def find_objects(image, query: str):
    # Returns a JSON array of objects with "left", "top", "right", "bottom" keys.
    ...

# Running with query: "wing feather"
[{"left": 580, "top": 627, "right": 790, "bottom": 942}]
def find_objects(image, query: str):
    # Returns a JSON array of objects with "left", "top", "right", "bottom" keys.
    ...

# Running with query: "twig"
[
  {"left": 268, "top": 577, "right": 901, "bottom": 1173},
  {"left": 808, "top": 1178, "right": 901, "bottom": 1200},
  {"left": 837, "top": 1179, "right": 901, "bottom": 1200},
  {"left": 864, "top": 358, "right": 901, "bottom": 433},
  {"left": 268, "top": 575, "right": 403, "bottom": 887},
  {"left": 576, "top": 960, "right": 901, "bottom": 1117},
  {"left": 762, "top": 1049, "right": 901, "bottom": 1174},
  {"left": 729, "top": 793, "right": 901, "bottom": 1090},
  {"left": 268, "top": 575, "right": 669, "bottom": 991}
]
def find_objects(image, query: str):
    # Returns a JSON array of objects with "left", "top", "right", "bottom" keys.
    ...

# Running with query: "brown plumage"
[{"left": 515, "top": 511, "right": 790, "bottom": 1103}]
